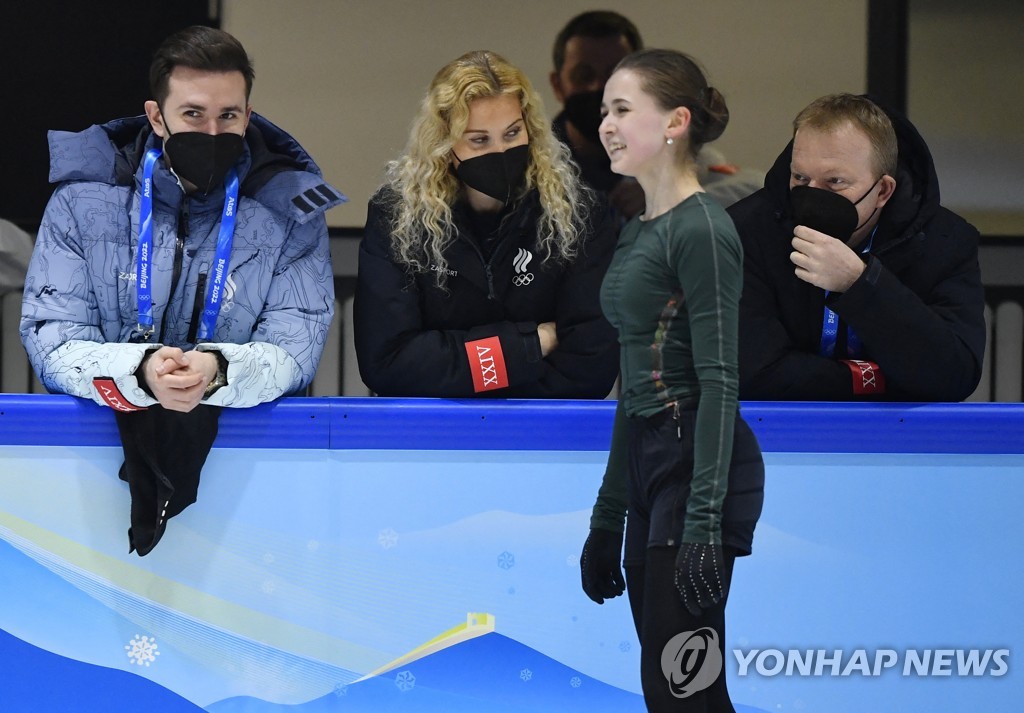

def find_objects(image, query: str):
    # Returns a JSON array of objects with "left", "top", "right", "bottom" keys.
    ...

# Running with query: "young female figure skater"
[{"left": 580, "top": 49, "right": 765, "bottom": 711}]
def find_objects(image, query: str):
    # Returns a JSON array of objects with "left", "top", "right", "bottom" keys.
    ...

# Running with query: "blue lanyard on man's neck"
[
  {"left": 136, "top": 147, "right": 239, "bottom": 342},
  {"left": 818, "top": 229, "right": 876, "bottom": 359}
]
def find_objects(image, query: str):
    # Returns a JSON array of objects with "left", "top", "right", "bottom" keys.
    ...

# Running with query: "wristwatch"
[{"left": 203, "top": 351, "right": 229, "bottom": 398}]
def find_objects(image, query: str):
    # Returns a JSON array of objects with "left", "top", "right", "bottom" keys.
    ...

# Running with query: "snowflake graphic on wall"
[
  {"left": 520, "top": 668, "right": 533, "bottom": 682},
  {"left": 125, "top": 635, "right": 160, "bottom": 667},
  {"left": 619, "top": 640, "right": 632, "bottom": 653},
  {"left": 333, "top": 683, "right": 349, "bottom": 697},
  {"left": 569, "top": 676, "right": 582, "bottom": 688},
  {"left": 497, "top": 551, "right": 515, "bottom": 569},
  {"left": 395, "top": 670, "right": 416, "bottom": 692},
  {"left": 378, "top": 528, "right": 399, "bottom": 549}
]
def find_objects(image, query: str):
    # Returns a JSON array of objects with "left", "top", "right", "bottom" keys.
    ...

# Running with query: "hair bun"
[{"left": 700, "top": 86, "right": 729, "bottom": 143}]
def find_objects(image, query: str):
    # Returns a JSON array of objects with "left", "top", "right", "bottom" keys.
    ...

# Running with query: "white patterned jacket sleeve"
[
  {"left": 37, "top": 340, "right": 158, "bottom": 408},
  {"left": 21, "top": 186, "right": 153, "bottom": 408}
]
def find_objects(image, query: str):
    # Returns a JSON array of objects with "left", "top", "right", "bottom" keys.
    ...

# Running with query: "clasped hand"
[
  {"left": 790, "top": 225, "right": 866, "bottom": 293},
  {"left": 139, "top": 347, "right": 218, "bottom": 413}
]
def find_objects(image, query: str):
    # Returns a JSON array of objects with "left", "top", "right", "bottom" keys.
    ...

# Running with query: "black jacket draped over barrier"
[{"left": 115, "top": 405, "right": 221, "bottom": 556}]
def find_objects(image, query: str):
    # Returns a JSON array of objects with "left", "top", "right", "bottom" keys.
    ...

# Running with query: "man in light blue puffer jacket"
[{"left": 21, "top": 26, "right": 344, "bottom": 413}]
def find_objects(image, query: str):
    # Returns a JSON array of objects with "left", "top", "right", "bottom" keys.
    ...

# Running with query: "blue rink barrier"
[{"left": 1, "top": 395, "right": 1021, "bottom": 712}]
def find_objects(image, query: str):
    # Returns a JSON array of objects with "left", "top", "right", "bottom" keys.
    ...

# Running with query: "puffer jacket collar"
[{"left": 47, "top": 112, "right": 345, "bottom": 222}]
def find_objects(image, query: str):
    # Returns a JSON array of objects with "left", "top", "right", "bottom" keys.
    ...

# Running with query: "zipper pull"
[
  {"left": 484, "top": 264, "right": 495, "bottom": 300},
  {"left": 672, "top": 401, "right": 681, "bottom": 441}
]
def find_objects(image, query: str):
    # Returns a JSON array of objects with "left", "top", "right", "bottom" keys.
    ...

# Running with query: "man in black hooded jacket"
[{"left": 729, "top": 93, "right": 985, "bottom": 401}]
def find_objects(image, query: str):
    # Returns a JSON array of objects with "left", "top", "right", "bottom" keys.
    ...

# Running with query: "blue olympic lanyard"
[
  {"left": 818, "top": 230, "right": 876, "bottom": 359},
  {"left": 136, "top": 148, "right": 239, "bottom": 342},
  {"left": 135, "top": 149, "right": 161, "bottom": 339}
]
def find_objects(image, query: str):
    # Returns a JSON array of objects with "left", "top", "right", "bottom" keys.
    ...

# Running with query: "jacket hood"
[
  {"left": 48, "top": 112, "right": 345, "bottom": 221},
  {"left": 47, "top": 115, "right": 151, "bottom": 187},
  {"left": 762, "top": 97, "right": 941, "bottom": 249}
]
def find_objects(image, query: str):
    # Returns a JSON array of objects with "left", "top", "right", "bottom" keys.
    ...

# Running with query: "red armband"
[
  {"left": 841, "top": 360, "right": 886, "bottom": 396},
  {"left": 464, "top": 337, "right": 509, "bottom": 393},
  {"left": 93, "top": 378, "right": 147, "bottom": 412}
]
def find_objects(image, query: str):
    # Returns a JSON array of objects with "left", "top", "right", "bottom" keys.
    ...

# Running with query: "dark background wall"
[{"left": 0, "top": 1, "right": 215, "bottom": 227}]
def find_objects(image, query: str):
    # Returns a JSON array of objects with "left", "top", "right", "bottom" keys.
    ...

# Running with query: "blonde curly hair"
[{"left": 383, "top": 50, "right": 592, "bottom": 284}]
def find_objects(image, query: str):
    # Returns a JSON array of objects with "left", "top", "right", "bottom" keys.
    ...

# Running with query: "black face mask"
[
  {"left": 452, "top": 144, "right": 530, "bottom": 204},
  {"left": 563, "top": 90, "right": 604, "bottom": 147},
  {"left": 790, "top": 177, "right": 881, "bottom": 242},
  {"left": 163, "top": 131, "right": 244, "bottom": 194}
]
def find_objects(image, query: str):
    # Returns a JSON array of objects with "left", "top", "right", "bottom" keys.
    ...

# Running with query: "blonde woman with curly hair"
[{"left": 355, "top": 50, "right": 619, "bottom": 398}]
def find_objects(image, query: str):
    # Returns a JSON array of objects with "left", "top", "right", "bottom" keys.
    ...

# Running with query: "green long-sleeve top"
[{"left": 592, "top": 192, "right": 743, "bottom": 545}]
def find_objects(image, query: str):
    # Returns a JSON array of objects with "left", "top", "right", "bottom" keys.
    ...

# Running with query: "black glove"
[
  {"left": 674, "top": 542, "right": 726, "bottom": 616},
  {"left": 580, "top": 528, "right": 626, "bottom": 604}
]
